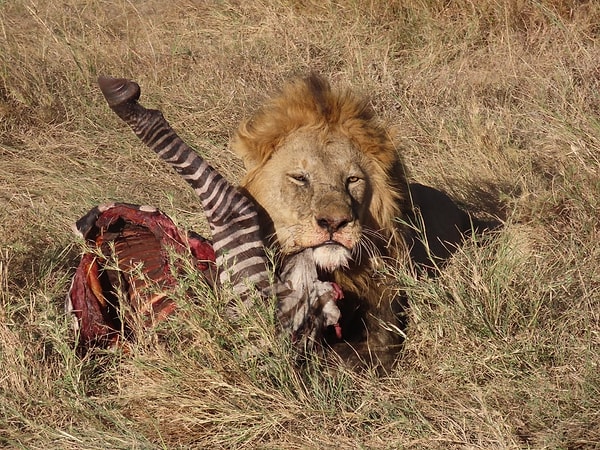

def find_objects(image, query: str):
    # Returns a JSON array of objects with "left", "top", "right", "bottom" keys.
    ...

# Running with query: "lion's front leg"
[
  {"left": 328, "top": 281, "right": 406, "bottom": 372},
  {"left": 363, "top": 286, "right": 407, "bottom": 371}
]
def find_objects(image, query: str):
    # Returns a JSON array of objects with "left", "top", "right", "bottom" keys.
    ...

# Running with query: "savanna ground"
[{"left": 1, "top": 0, "right": 599, "bottom": 448}]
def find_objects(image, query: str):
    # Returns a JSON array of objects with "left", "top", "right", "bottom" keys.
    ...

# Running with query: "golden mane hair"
[{"left": 231, "top": 74, "right": 408, "bottom": 244}]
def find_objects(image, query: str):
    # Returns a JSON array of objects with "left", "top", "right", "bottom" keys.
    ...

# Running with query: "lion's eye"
[
  {"left": 347, "top": 176, "right": 361, "bottom": 184},
  {"left": 288, "top": 173, "right": 309, "bottom": 186}
]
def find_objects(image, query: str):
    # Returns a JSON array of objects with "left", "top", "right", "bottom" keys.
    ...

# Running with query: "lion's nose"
[{"left": 316, "top": 214, "right": 351, "bottom": 234}]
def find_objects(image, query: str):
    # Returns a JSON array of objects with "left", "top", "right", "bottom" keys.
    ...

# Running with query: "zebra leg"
[{"left": 98, "top": 76, "right": 269, "bottom": 295}]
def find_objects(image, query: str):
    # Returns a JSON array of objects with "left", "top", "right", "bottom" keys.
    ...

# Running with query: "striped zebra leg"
[
  {"left": 98, "top": 76, "right": 269, "bottom": 298},
  {"left": 97, "top": 76, "right": 342, "bottom": 348}
]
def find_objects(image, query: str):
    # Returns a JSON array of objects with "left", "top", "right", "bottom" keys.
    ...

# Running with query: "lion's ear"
[
  {"left": 231, "top": 117, "right": 283, "bottom": 172},
  {"left": 230, "top": 119, "right": 262, "bottom": 171}
]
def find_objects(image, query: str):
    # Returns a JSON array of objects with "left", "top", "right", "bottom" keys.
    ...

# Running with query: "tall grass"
[{"left": 1, "top": 0, "right": 599, "bottom": 447}]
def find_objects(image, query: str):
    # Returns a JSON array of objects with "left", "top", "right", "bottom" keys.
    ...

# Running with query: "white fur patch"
[{"left": 313, "top": 245, "right": 351, "bottom": 272}]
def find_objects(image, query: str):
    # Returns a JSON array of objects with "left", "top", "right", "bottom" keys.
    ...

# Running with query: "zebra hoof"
[{"left": 98, "top": 75, "right": 141, "bottom": 107}]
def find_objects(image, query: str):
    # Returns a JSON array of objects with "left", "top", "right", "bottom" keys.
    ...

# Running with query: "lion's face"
[
  {"left": 242, "top": 128, "right": 373, "bottom": 272},
  {"left": 232, "top": 74, "right": 407, "bottom": 275}
]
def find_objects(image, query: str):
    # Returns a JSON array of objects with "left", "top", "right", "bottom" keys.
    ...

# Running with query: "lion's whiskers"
[{"left": 353, "top": 228, "right": 384, "bottom": 264}]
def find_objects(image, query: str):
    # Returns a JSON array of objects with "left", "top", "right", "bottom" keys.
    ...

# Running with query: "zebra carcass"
[{"left": 66, "top": 77, "right": 341, "bottom": 354}]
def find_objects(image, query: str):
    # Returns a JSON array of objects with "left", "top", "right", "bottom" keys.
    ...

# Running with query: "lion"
[{"left": 231, "top": 74, "right": 493, "bottom": 370}]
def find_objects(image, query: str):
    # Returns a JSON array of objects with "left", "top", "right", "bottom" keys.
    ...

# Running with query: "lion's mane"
[{"left": 232, "top": 74, "right": 408, "bottom": 247}]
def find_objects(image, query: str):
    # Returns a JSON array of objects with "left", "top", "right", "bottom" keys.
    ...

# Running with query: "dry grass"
[{"left": 1, "top": 0, "right": 599, "bottom": 448}]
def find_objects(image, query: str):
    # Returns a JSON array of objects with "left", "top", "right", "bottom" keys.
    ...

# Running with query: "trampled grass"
[{"left": 1, "top": 0, "right": 599, "bottom": 448}]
